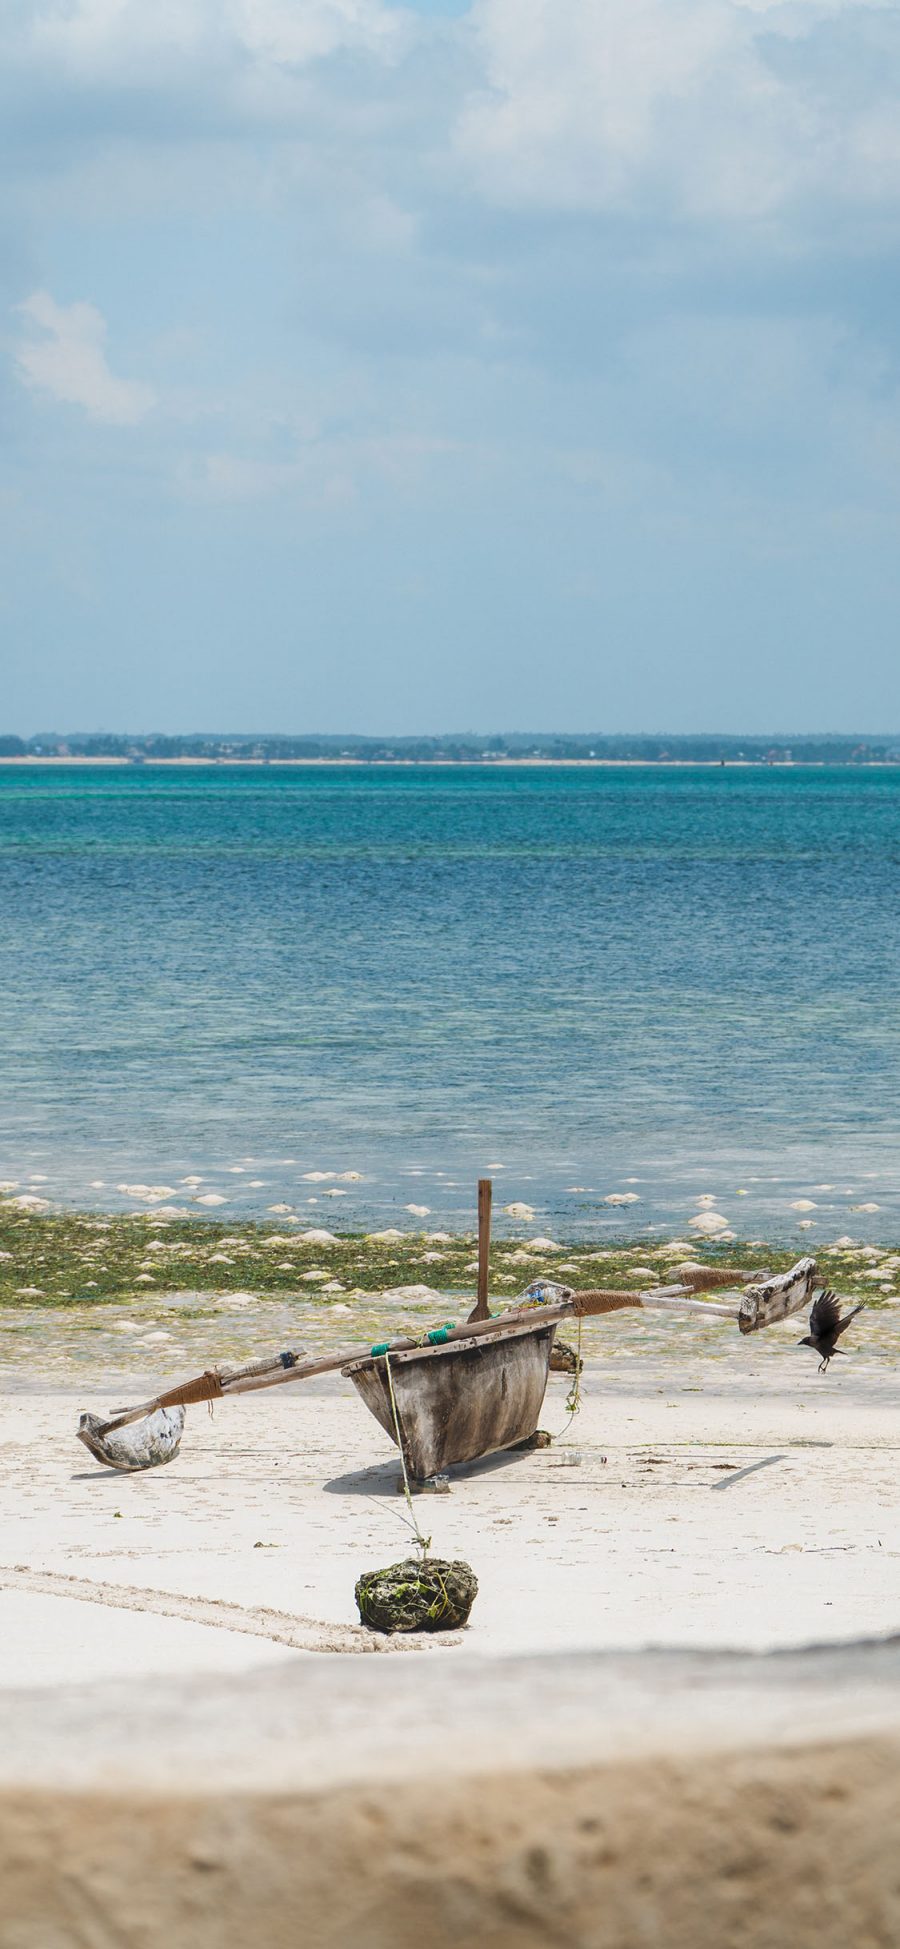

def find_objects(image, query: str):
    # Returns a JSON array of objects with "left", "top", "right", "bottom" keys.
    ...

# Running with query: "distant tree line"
[{"left": 1, "top": 732, "right": 899, "bottom": 764}]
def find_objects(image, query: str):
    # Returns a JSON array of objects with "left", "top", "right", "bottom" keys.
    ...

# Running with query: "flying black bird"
[{"left": 798, "top": 1290, "right": 864, "bottom": 1372}]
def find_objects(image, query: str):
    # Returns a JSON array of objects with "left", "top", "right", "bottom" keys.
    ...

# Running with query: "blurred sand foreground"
[{"left": 2, "top": 1342, "right": 900, "bottom": 1945}]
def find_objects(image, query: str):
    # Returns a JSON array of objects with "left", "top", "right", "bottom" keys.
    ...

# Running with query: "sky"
[{"left": 3, "top": 0, "right": 900, "bottom": 735}]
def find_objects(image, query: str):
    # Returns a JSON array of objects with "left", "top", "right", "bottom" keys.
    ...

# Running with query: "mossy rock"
[{"left": 355, "top": 1557, "right": 478, "bottom": 1634}]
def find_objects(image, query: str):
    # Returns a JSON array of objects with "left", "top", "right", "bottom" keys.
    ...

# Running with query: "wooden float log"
[
  {"left": 77, "top": 1405, "right": 185, "bottom": 1471},
  {"left": 738, "top": 1257, "right": 817, "bottom": 1335}
]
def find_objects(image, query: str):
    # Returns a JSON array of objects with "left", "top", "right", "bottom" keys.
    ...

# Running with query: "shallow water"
[{"left": 1, "top": 763, "right": 898, "bottom": 1242}]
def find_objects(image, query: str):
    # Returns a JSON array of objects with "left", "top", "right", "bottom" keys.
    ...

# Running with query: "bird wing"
[
  {"left": 835, "top": 1302, "right": 864, "bottom": 1340},
  {"left": 809, "top": 1290, "right": 840, "bottom": 1340}
]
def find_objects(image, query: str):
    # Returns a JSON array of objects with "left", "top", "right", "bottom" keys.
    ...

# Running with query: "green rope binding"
[{"left": 372, "top": 1320, "right": 456, "bottom": 1356}]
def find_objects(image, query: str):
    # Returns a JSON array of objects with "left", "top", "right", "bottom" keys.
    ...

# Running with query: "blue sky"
[{"left": 3, "top": 0, "right": 900, "bottom": 734}]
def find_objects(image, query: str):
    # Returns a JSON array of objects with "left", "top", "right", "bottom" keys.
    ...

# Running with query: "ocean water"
[{"left": 1, "top": 763, "right": 898, "bottom": 1243}]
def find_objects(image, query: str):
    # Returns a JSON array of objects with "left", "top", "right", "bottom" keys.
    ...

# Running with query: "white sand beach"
[
  {"left": 3, "top": 1326, "right": 900, "bottom": 1947},
  {"left": 2, "top": 1325, "right": 898, "bottom": 1680}
]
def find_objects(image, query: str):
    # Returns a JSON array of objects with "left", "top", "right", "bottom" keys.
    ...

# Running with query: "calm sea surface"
[{"left": 1, "top": 763, "right": 898, "bottom": 1242}]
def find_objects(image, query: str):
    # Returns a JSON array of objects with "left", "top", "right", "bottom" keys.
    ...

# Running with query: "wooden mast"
[{"left": 469, "top": 1176, "right": 493, "bottom": 1322}]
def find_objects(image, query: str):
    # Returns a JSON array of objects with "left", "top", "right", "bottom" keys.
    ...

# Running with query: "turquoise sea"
[{"left": 1, "top": 763, "right": 898, "bottom": 1242}]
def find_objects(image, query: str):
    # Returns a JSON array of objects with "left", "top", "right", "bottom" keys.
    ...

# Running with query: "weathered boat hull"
[{"left": 345, "top": 1318, "right": 557, "bottom": 1480}]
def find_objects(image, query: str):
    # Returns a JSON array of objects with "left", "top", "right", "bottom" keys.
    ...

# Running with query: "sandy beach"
[
  {"left": 1, "top": 1179, "right": 898, "bottom": 1945},
  {"left": 3, "top": 1311, "right": 900, "bottom": 1946},
  {"left": 3, "top": 1321, "right": 899, "bottom": 1683}
]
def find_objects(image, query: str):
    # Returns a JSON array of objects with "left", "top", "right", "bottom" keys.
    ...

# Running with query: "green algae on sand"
[{"left": 0, "top": 1208, "right": 896, "bottom": 1315}]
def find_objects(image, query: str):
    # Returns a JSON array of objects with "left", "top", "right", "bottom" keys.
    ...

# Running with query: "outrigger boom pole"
[{"left": 78, "top": 1258, "right": 818, "bottom": 1465}]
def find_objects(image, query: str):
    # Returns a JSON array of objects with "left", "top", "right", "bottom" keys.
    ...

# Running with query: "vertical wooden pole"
[{"left": 470, "top": 1177, "right": 492, "bottom": 1322}]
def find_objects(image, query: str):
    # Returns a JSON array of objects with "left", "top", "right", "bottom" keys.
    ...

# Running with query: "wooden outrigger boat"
[
  {"left": 77, "top": 1177, "right": 822, "bottom": 1479},
  {"left": 345, "top": 1315, "right": 559, "bottom": 1481},
  {"left": 345, "top": 1177, "right": 558, "bottom": 1480}
]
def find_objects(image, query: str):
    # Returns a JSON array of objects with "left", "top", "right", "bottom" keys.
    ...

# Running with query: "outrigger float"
[{"left": 77, "top": 1179, "right": 820, "bottom": 1479}]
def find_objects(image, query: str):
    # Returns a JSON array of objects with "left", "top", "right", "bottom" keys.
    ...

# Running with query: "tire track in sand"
[{"left": 0, "top": 1564, "right": 459, "bottom": 1654}]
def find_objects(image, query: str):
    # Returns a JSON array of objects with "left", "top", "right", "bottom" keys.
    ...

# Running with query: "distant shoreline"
[{"left": 2, "top": 756, "right": 898, "bottom": 771}]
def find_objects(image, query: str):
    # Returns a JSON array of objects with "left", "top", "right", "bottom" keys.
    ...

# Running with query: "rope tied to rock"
[
  {"left": 561, "top": 1309, "right": 584, "bottom": 1430},
  {"left": 383, "top": 1350, "right": 431, "bottom": 1560}
]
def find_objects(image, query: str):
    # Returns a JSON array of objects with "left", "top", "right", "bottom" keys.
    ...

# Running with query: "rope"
[
  {"left": 571, "top": 1291, "right": 634, "bottom": 1315},
  {"left": 156, "top": 1369, "right": 223, "bottom": 1409},
  {"left": 383, "top": 1350, "right": 431, "bottom": 1560},
  {"left": 554, "top": 1311, "right": 584, "bottom": 1442}
]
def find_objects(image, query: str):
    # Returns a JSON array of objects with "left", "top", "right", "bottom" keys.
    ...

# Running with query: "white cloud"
[
  {"left": 15, "top": 291, "right": 155, "bottom": 425},
  {"left": 25, "top": 0, "right": 401, "bottom": 78},
  {"left": 7, "top": 0, "right": 900, "bottom": 239},
  {"left": 177, "top": 432, "right": 463, "bottom": 505},
  {"left": 187, "top": 452, "right": 331, "bottom": 502},
  {"left": 458, "top": 0, "right": 900, "bottom": 220},
  {"left": 236, "top": 0, "right": 399, "bottom": 66}
]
